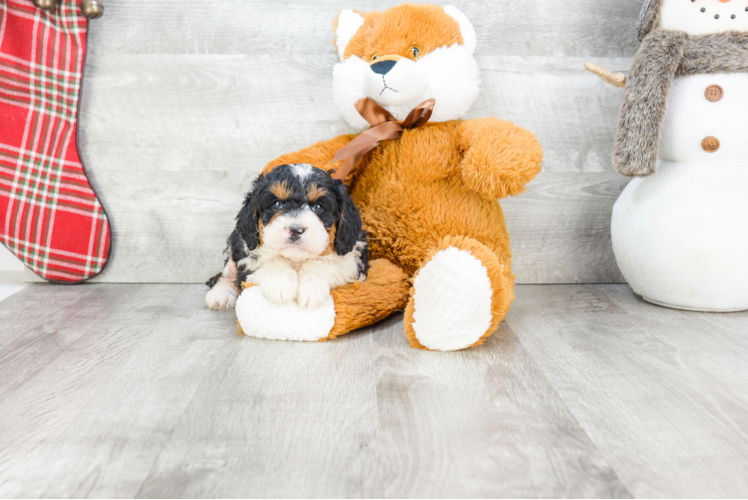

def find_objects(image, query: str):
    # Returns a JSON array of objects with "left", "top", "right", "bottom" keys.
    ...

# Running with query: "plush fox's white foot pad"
[
  {"left": 411, "top": 247, "right": 493, "bottom": 351},
  {"left": 235, "top": 286, "right": 336, "bottom": 342}
]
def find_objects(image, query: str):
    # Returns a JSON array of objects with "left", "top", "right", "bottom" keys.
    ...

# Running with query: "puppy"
[{"left": 205, "top": 163, "right": 369, "bottom": 310}]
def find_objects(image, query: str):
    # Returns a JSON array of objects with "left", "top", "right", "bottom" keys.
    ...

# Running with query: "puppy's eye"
[
  {"left": 311, "top": 203, "right": 323, "bottom": 214},
  {"left": 272, "top": 201, "right": 284, "bottom": 210},
  {"left": 371, "top": 53, "right": 380, "bottom": 62},
  {"left": 410, "top": 46, "right": 420, "bottom": 58}
]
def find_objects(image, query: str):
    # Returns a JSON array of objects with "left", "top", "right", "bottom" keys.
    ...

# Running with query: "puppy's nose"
[
  {"left": 370, "top": 60, "right": 397, "bottom": 75},
  {"left": 289, "top": 225, "right": 305, "bottom": 241}
]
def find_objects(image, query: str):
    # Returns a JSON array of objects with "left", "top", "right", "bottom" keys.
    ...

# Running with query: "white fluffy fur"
[
  {"left": 443, "top": 5, "right": 476, "bottom": 54},
  {"left": 205, "top": 281, "right": 239, "bottom": 310},
  {"left": 335, "top": 9, "right": 365, "bottom": 61},
  {"left": 333, "top": 44, "right": 481, "bottom": 129},
  {"left": 262, "top": 207, "right": 329, "bottom": 261},
  {"left": 658, "top": 0, "right": 748, "bottom": 34},
  {"left": 290, "top": 163, "right": 313, "bottom": 181},
  {"left": 411, "top": 247, "right": 493, "bottom": 351},
  {"left": 251, "top": 257, "right": 300, "bottom": 305},
  {"left": 241, "top": 241, "right": 366, "bottom": 309},
  {"left": 297, "top": 241, "right": 366, "bottom": 308},
  {"left": 236, "top": 286, "right": 336, "bottom": 342},
  {"left": 363, "top": 57, "right": 428, "bottom": 107},
  {"left": 205, "top": 259, "right": 239, "bottom": 310},
  {"left": 332, "top": 56, "right": 371, "bottom": 129}
]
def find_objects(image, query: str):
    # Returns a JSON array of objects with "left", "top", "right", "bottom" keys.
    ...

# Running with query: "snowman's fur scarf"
[
  {"left": 614, "top": 29, "right": 748, "bottom": 177},
  {"left": 637, "top": 0, "right": 663, "bottom": 41}
]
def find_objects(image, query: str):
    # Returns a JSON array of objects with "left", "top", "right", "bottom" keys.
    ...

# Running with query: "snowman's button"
[
  {"left": 705, "top": 85, "right": 724, "bottom": 102},
  {"left": 702, "top": 136, "right": 720, "bottom": 153}
]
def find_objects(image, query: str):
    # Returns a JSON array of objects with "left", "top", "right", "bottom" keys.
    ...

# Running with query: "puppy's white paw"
[
  {"left": 296, "top": 276, "right": 331, "bottom": 309},
  {"left": 206, "top": 283, "right": 239, "bottom": 310},
  {"left": 260, "top": 269, "right": 299, "bottom": 304}
]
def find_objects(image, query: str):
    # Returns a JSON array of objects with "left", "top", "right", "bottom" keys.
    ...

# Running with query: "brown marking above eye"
[
  {"left": 306, "top": 183, "right": 327, "bottom": 204},
  {"left": 270, "top": 180, "right": 292, "bottom": 201}
]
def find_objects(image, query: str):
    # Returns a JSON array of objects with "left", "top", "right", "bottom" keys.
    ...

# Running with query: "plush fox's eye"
[
  {"left": 272, "top": 201, "right": 284, "bottom": 210},
  {"left": 371, "top": 53, "right": 380, "bottom": 61},
  {"left": 410, "top": 46, "right": 420, "bottom": 58}
]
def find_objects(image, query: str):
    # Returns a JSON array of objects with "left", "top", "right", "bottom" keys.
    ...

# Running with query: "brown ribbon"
[{"left": 331, "top": 98, "right": 435, "bottom": 180}]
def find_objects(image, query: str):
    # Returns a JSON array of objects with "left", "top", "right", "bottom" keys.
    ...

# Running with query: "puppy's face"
[{"left": 237, "top": 164, "right": 362, "bottom": 261}]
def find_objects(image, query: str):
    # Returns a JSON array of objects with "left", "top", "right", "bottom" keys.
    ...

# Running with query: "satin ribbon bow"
[{"left": 331, "top": 97, "right": 435, "bottom": 180}]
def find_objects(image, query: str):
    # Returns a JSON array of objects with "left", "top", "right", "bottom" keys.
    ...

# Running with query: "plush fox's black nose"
[
  {"left": 370, "top": 60, "right": 397, "bottom": 75},
  {"left": 289, "top": 226, "right": 305, "bottom": 241}
]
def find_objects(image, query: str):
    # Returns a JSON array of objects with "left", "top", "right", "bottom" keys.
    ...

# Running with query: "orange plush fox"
[{"left": 237, "top": 4, "right": 543, "bottom": 351}]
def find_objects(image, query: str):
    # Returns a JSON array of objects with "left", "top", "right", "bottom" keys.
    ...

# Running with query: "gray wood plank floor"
[{"left": 1, "top": 284, "right": 747, "bottom": 497}]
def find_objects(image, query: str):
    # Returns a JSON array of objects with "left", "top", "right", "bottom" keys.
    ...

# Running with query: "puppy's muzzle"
[{"left": 288, "top": 225, "right": 305, "bottom": 242}]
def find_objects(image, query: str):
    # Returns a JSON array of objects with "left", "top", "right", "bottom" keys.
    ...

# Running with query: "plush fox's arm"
[
  {"left": 262, "top": 134, "right": 357, "bottom": 175},
  {"left": 457, "top": 118, "right": 543, "bottom": 199}
]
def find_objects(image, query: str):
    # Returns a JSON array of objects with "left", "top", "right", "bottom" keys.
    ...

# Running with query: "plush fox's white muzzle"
[{"left": 364, "top": 57, "right": 427, "bottom": 107}]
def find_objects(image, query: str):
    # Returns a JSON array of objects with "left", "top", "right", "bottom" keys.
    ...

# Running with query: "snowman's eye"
[{"left": 701, "top": 7, "right": 706, "bottom": 12}]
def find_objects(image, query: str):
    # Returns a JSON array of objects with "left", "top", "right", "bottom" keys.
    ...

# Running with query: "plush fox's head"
[{"left": 333, "top": 4, "right": 481, "bottom": 129}]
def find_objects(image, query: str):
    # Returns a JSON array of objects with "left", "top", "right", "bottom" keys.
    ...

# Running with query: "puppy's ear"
[
  {"left": 236, "top": 175, "right": 266, "bottom": 251},
  {"left": 332, "top": 180, "right": 362, "bottom": 256}
]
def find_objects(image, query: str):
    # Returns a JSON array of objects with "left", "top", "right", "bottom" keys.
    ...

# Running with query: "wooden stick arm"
[{"left": 585, "top": 62, "right": 626, "bottom": 88}]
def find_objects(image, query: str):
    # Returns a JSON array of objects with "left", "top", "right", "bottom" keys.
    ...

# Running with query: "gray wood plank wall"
[{"left": 32, "top": 0, "right": 643, "bottom": 283}]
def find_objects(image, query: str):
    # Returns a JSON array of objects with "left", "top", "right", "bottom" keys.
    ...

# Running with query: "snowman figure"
[{"left": 588, "top": 0, "right": 748, "bottom": 311}]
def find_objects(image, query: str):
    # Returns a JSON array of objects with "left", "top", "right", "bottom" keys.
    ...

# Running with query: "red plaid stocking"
[{"left": 0, "top": 0, "right": 110, "bottom": 283}]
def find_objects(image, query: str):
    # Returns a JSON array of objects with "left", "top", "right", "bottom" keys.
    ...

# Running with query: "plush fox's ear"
[
  {"left": 443, "top": 6, "right": 477, "bottom": 55},
  {"left": 334, "top": 9, "right": 365, "bottom": 61}
]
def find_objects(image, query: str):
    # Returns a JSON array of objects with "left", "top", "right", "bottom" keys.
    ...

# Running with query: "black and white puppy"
[{"left": 205, "top": 163, "right": 368, "bottom": 310}]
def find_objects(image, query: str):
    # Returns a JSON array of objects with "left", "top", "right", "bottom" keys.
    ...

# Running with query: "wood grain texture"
[
  {"left": 3, "top": 283, "right": 748, "bottom": 497},
  {"left": 26, "top": 0, "right": 642, "bottom": 283},
  {"left": 84, "top": 0, "right": 643, "bottom": 57},
  {"left": 510, "top": 286, "right": 748, "bottom": 498}
]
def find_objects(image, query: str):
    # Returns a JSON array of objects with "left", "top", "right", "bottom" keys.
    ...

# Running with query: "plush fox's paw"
[
  {"left": 405, "top": 237, "right": 513, "bottom": 351},
  {"left": 236, "top": 286, "right": 335, "bottom": 342},
  {"left": 205, "top": 283, "right": 239, "bottom": 310}
]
